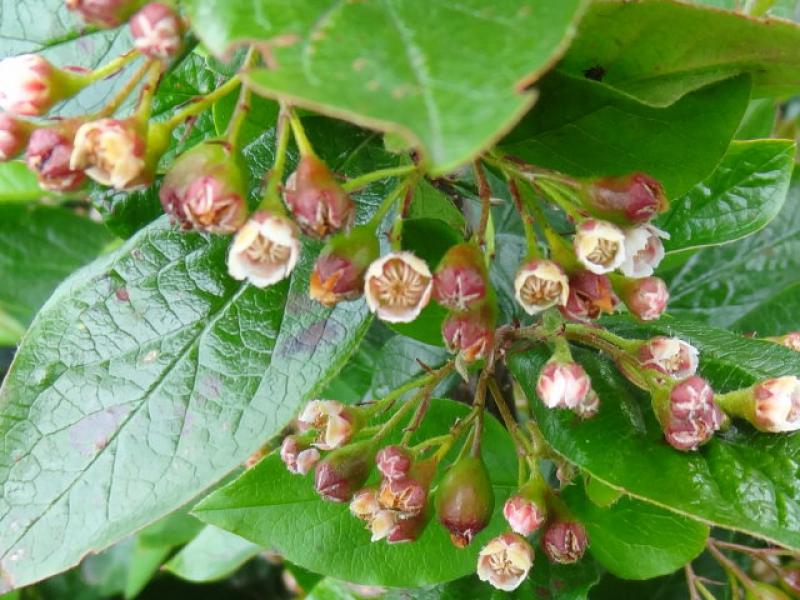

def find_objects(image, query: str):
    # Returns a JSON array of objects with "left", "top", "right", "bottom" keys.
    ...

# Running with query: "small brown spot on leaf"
[{"left": 584, "top": 65, "right": 606, "bottom": 81}]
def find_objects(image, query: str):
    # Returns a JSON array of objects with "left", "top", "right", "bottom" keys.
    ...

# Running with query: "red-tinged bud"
[
  {"left": 386, "top": 513, "right": 426, "bottom": 544},
  {"left": 435, "top": 455, "right": 494, "bottom": 548},
  {"left": 618, "top": 276, "right": 669, "bottom": 321},
  {"left": 160, "top": 142, "right": 248, "bottom": 233},
  {"left": 376, "top": 445, "right": 412, "bottom": 481},
  {"left": 503, "top": 484, "right": 546, "bottom": 537},
  {"left": 284, "top": 154, "right": 355, "bottom": 238},
  {"left": 765, "top": 332, "right": 800, "bottom": 352},
  {"left": 26, "top": 125, "right": 86, "bottom": 192},
  {"left": 130, "top": 3, "right": 184, "bottom": 61},
  {"left": 298, "top": 400, "right": 362, "bottom": 450},
  {"left": 574, "top": 219, "right": 626, "bottom": 275},
  {"left": 584, "top": 173, "right": 668, "bottom": 224},
  {"left": 753, "top": 377, "right": 800, "bottom": 433},
  {"left": 559, "top": 270, "right": 618, "bottom": 322},
  {"left": 309, "top": 225, "right": 379, "bottom": 307},
  {"left": 0, "top": 115, "right": 33, "bottom": 161},
  {"left": 364, "top": 251, "right": 433, "bottom": 323},
  {"left": 514, "top": 259, "right": 570, "bottom": 315},
  {"left": 619, "top": 224, "right": 668, "bottom": 278},
  {"left": 279, "top": 435, "right": 320, "bottom": 475},
  {"left": 536, "top": 360, "right": 592, "bottom": 410},
  {"left": 660, "top": 376, "right": 723, "bottom": 451},
  {"left": 314, "top": 440, "right": 376, "bottom": 503},
  {"left": 639, "top": 337, "right": 699, "bottom": 380},
  {"left": 442, "top": 306, "right": 495, "bottom": 363},
  {"left": 542, "top": 520, "right": 588, "bottom": 564},
  {"left": 228, "top": 211, "right": 301, "bottom": 287},
  {"left": 477, "top": 533, "right": 534, "bottom": 592},
  {"left": 66, "top": 0, "right": 142, "bottom": 27},
  {"left": 433, "top": 243, "right": 488, "bottom": 311},
  {"left": 70, "top": 118, "right": 149, "bottom": 189},
  {"left": 0, "top": 54, "right": 80, "bottom": 116}
]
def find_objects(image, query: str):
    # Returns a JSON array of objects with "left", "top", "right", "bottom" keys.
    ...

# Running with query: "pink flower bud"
[
  {"left": 378, "top": 477, "right": 427, "bottom": 517},
  {"left": 350, "top": 487, "right": 380, "bottom": 521},
  {"left": 753, "top": 377, "right": 800, "bottom": 433},
  {"left": 433, "top": 243, "right": 488, "bottom": 311},
  {"left": 298, "top": 400, "right": 360, "bottom": 451},
  {"left": 279, "top": 435, "right": 320, "bottom": 475},
  {"left": 0, "top": 54, "right": 62, "bottom": 116},
  {"left": 639, "top": 337, "right": 699, "bottom": 379},
  {"left": 26, "top": 126, "right": 86, "bottom": 192},
  {"left": 309, "top": 225, "right": 379, "bottom": 307},
  {"left": 66, "top": 0, "right": 141, "bottom": 27},
  {"left": 376, "top": 445, "right": 412, "bottom": 481},
  {"left": 130, "top": 3, "right": 184, "bottom": 61},
  {"left": 542, "top": 521, "right": 588, "bottom": 564},
  {"left": 70, "top": 118, "right": 148, "bottom": 189},
  {"left": 619, "top": 224, "right": 668, "bottom": 278},
  {"left": 559, "top": 270, "right": 618, "bottom": 322},
  {"left": 503, "top": 494, "right": 546, "bottom": 536},
  {"left": 435, "top": 456, "right": 494, "bottom": 548},
  {"left": 314, "top": 440, "right": 376, "bottom": 503},
  {"left": 766, "top": 332, "right": 800, "bottom": 352},
  {"left": 442, "top": 307, "right": 494, "bottom": 363},
  {"left": 574, "top": 219, "right": 626, "bottom": 275},
  {"left": 536, "top": 361, "right": 592, "bottom": 410},
  {"left": 477, "top": 533, "right": 534, "bottom": 592},
  {"left": 284, "top": 155, "right": 355, "bottom": 238},
  {"left": 622, "top": 276, "right": 669, "bottom": 321},
  {"left": 228, "top": 211, "right": 302, "bottom": 287},
  {"left": 585, "top": 173, "right": 668, "bottom": 224},
  {"left": 514, "top": 259, "right": 569, "bottom": 315},
  {"left": 364, "top": 251, "right": 433, "bottom": 323},
  {"left": 0, "top": 115, "right": 32, "bottom": 160},
  {"left": 664, "top": 376, "right": 723, "bottom": 451}
]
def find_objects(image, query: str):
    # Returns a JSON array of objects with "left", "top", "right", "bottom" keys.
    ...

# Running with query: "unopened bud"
[
  {"left": 284, "top": 154, "right": 355, "bottom": 238},
  {"left": 26, "top": 125, "right": 86, "bottom": 192},
  {"left": 442, "top": 306, "right": 495, "bottom": 363},
  {"left": 70, "top": 118, "right": 149, "bottom": 189},
  {"left": 376, "top": 445, "right": 412, "bottom": 481},
  {"left": 618, "top": 276, "right": 669, "bottom": 321},
  {"left": 298, "top": 399, "right": 361, "bottom": 450},
  {"left": 584, "top": 173, "right": 668, "bottom": 224},
  {"left": 619, "top": 224, "right": 668, "bottom": 278},
  {"left": 661, "top": 376, "right": 723, "bottom": 451},
  {"left": 378, "top": 477, "right": 427, "bottom": 516},
  {"left": 279, "top": 435, "right": 320, "bottom": 475},
  {"left": 130, "top": 3, "right": 184, "bottom": 61},
  {"left": 66, "top": 0, "right": 142, "bottom": 27},
  {"left": 0, "top": 115, "right": 33, "bottom": 160},
  {"left": 433, "top": 243, "right": 488, "bottom": 311},
  {"left": 477, "top": 533, "right": 534, "bottom": 592},
  {"left": 314, "top": 440, "right": 376, "bottom": 502},
  {"left": 542, "top": 520, "right": 588, "bottom": 564},
  {"left": 559, "top": 270, "right": 618, "bottom": 322},
  {"left": 309, "top": 225, "right": 379, "bottom": 307},
  {"left": 364, "top": 251, "right": 433, "bottom": 323},
  {"left": 514, "top": 259, "right": 569, "bottom": 315},
  {"left": 0, "top": 54, "right": 78, "bottom": 116},
  {"left": 435, "top": 455, "right": 494, "bottom": 547},
  {"left": 228, "top": 211, "right": 301, "bottom": 287},
  {"left": 503, "top": 482, "right": 546, "bottom": 536},
  {"left": 536, "top": 360, "right": 592, "bottom": 410},
  {"left": 753, "top": 377, "right": 800, "bottom": 433},
  {"left": 386, "top": 513, "right": 426, "bottom": 544},
  {"left": 765, "top": 332, "right": 800, "bottom": 352},
  {"left": 574, "top": 219, "right": 626, "bottom": 275},
  {"left": 639, "top": 337, "right": 699, "bottom": 380}
]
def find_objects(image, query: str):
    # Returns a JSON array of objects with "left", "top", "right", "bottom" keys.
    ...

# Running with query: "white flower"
[
  {"left": 70, "top": 119, "right": 146, "bottom": 189},
  {"left": 364, "top": 252, "right": 433, "bottom": 323},
  {"left": 477, "top": 533, "right": 534, "bottom": 592},
  {"left": 620, "top": 224, "right": 669, "bottom": 278},
  {"left": 536, "top": 361, "right": 592, "bottom": 409},
  {"left": 514, "top": 259, "right": 569, "bottom": 315},
  {"left": 228, "top": 212, "right": 301, "bottom": 288},
  {"left": 639, "top": 337, "right": 699, "bottom": 379},
  {"left": 0, "top": 54, "right": 55, "bottom": 116},
  {"left": 574, "top": 219, "right": 626, "bottom": 274},
  {"left": 754, "top": 376, "right": 800, "bottom": 433},
  {"left": 298, "top": 400, "right": 355, "bottom": 450}
]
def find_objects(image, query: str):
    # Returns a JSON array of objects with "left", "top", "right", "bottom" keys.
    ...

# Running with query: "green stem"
[
  {"left": 134, "top": 61, "right": 164, "bottom": 125},
  {"left": 707, "top": 541, "right": 761, "bottom": 597},
  {"left": 366, "top": 175, "right": 415, "bottom": 230},
  {"left": 564, "top": 323, "right": 640, "bottom": 353},
  {"left": 288, "top": 109, "right": 316, "bottom": 157},
  {"left": 364, "top": 370, "right": 440, "bottom": 418},
  {"left": 225, "top": 47, "right": 259, "bottom": 148},
  {"left": 401, "top": 393, "right": 432, "bottom": 446},
  {"left": 341, "top": 164, "right": 417, "bottom": 192},
  {"left": 487, "top": 377, "right": 535, "bottom": 458},
  {"left": 714, "top": 388, "right": 755, "bottom": 423},
  {"left": 164, "top": 75, "right": 243, "bottom": 129},
  {"left": 508, "top": 176, "right": 540, "bottom": 259},
  {"left": 93, "top": 59, "right": 153, "bottom": 119},
  {"left": 259, "top": 109, "right": 292, "bottom": 213},
  {"left": 375, "top": 388, "right": 427, "bottom": 441},
  {"left": 473, "top": 161, "right": 493, "bottom": 249},
  {"left": 433, "top": 408, "right": 479, "bottom": 462},
  {"left": 469, "top": 376, "right": 488, "bottom": 457},
  {"left": 82, "top": 50, "right": 141, "bottom": 85}
]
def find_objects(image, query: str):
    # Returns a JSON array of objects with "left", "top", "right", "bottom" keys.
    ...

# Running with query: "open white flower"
[
  {"left": 639, "top": 336, "right": 699, "bottom": 379},
  {"left": 364, "top": 252, "right": 433, "bottom": 323},
  {"left": 514, "top": 259, "right": 569, "bottom": 315},
  {"left": 298, "top": 400, "right": 356, "bottom": 450},
  {"left": 228, "top": 211, "right": 301, "bottom": 288},
  {"left": 574, "top": 219, "right": 626, "bottom": 274},
  {"left": 477, "top": 533, "right": 534, "bottom": 592},
  {"left": 620, "top": 224, "right": 669, "bottom": 278},
  {"left": 754, "top": 376, "right": 800, "bottom": 433},
  {"left": 70, "top": 119, "right": 146, "bottom": 189}
]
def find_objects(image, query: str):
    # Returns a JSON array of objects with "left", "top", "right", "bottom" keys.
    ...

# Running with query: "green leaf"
[
  {"left": 500, "top": 73, "right": 750, "bottom": 198},
  {"left": 91, "top": 182, "right": 164, "bottom": 240},
  {"left": 666, "top": 168, "right": 800, "bottom": 332},
  {"left": 137, "top": 509, "right": 204, "bottom": 548},
  {"left": 185, "top": 0, "right": 588, "bottom": 174},
  {"left": 735, "top": 99, "right": 777, "bottom": 140},
  {"left": 0, "top": 204, "right": 114, "bottom": 336},
  {"left": 123, "top": 540, "right": 171, "bottom": 599},
  {"left": 559, "top": 0, "right": 800, "bottom": 106},
  {"left": 507, "top": 332, "right": 800, "bottom": 551},
  {"left": 0, "top": 163, "right": 42, "bottom": 203},
  {"left": 407, "top": 180, "right": 467, "bottom": 232},
  {"left": 370, "top": 336, "right": 450, "bottom": 398},
  {"left": 164, "top": 526, "right": 261, "bottom": 583},
  {"left": 563, "top": 483, "right": 708, "bottom": 580},
  {"left": 193, "top": 399, "right": 518, "bottom": 587},
  {"left": 659, "top": 140, "right": 795, "bottom": 254}
]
